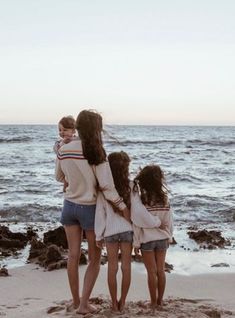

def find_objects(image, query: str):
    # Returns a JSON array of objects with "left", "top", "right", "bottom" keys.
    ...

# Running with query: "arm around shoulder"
[{"left": 94, "top": 161, "right": 127, "bottom": 211}]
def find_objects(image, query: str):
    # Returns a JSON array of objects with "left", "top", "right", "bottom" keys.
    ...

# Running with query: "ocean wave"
[
  {"left": 168, "top": 172, "right": 202, "bottom": 183},
  {"left": 0, "top": 136, "right": 32, "bottom": 143},
  {"left": 107, "top": 139, "right": 183, "bottom": 146},
  {"left": 0, "top": 204, "right": 61, "bottom": 222},
  {"left": 186, "top": 139, "right": 235, "bottom": 147}
]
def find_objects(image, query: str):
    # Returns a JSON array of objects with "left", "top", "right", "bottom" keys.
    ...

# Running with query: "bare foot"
[
  {"left": 150, "top": 302, "right": 158, "bottom": 313},
  {"left": 66, "top": 301, "right": 79, "bottom": 313},
  {"left": 118, "top": 299, "right": 126, "bottom": 313},
  {"left": 88, "top": 303, "right": 98, "bottom": 313},
  {"left": 111, "top": 301, "right": 119, "bottom": 313},
  {"left": 77, "top": 303, "right": 98, "bottom": 315}
]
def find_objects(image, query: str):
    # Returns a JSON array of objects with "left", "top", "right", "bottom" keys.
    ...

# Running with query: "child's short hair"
[{"left": 59, "top": 116, "right": 76, "bottom": 129}]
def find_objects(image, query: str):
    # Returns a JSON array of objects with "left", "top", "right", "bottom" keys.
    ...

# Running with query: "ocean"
[{"left": 0, "top": 124, "right": 235, "bottom": 272}]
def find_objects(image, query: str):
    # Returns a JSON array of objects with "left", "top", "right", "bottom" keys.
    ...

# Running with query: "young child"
[
  {"left": 54, "top": 116, "right": 76, "bottom": 192},
  {"left": 131, "top": 165, "right": 173, "bottom": 310},
  {"left": 95, "top": 151, "right": 133, "bottom": 313},
  {"left": 95, "top": 152, "right": 161, "bottom": 312},
  {"left": 53, "top": 116, "right": 76, "bottom": 154}
]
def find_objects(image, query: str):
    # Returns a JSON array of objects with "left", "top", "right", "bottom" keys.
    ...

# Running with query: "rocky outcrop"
[{"left": 187, "top": 229, "right": 231, "bottom": 249}]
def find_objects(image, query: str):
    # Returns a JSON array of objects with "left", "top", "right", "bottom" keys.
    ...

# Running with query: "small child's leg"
[
  {"left": 155, "top": 250, "right": 167, "bottom": 306},
  {"left": 142, "top": 250, "right": 158, "bottom": 308},
  {"left": 118, "top": 242, "right": 132, "bottom": 312},
  {"left": 106, "top": 242, "right": 119, "bottom": 311}
]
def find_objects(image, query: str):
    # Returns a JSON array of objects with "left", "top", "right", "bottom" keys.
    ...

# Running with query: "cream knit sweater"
[
  {"left": 55, "top": 138, "right": 126, "bottom": 210},
  {"left": 131, "top": 190, "right": 173, "bottom": 248}
]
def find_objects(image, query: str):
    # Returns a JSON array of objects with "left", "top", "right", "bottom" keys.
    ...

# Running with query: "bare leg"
[
  {"left": 64, "top": 225, "right": 82, "bottom": 309},
  {"left": 142, "top": 250, "right": 158, "bottom": 309},
  {"left": 106, "top": 242, "right": 119, "bottom": 312},
  {"left": 155, "top": 250, "right": 167, "bottom": 306},
  {"left": 118, "top": 242, "right": 132, "bottom": 312},
  {"left": 78, "top": 230, "right": 101, "bottom": 314}
]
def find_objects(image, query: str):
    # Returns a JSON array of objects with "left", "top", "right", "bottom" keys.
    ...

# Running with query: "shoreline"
[
  {"left": 1, "top": 264, "right": 235, "bottom": 317},
  {"left": 1, "top": 221, "right": 235, "bottom": 276}
]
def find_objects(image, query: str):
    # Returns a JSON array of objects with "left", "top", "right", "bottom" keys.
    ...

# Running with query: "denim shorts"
[
  {"left": 60, "top": 199, "right": 96, "bottom": 230},
  {"left": 105, "top": 231, "right": 133, "bottom": 243},
  {"left": 141, "top": 239, "right": 169, "bottom": 251}
]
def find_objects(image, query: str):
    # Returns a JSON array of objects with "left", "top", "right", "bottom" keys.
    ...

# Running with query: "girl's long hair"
[
  {"left": 108, "top": 151, "right": 131, "bottom": 209},
  {"left": 134, "top": 165, "right": 168, "bottom": 206},
  {"left": 76, "top": 110, "right": 106, "bottom": 165}
]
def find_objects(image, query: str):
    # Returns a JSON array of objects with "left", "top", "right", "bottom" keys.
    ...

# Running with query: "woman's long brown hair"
[
  {"left": 134, "top": 165, "right": 168, "bottom": 207},
  {"left": 108, "top": 151, "right": 131, "bottom": 209},
  {"left": 76, "top": 110, "right": 106, "bottom": 165}
]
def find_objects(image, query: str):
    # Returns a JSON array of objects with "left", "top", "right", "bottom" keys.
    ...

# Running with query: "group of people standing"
[{"left": 54, "top": 110, "right": 173, "bottom": 315}]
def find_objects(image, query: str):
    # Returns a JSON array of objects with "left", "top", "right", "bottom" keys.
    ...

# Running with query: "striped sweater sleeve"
[
  {"left": 131, "top": 190, "right": 161, "bottom": 228},
  {"left": 94, "top": 162, "right": 126, "bottom": 211}
]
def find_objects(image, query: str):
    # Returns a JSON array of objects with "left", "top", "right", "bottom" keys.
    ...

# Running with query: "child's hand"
[
  {"left": 96, "top": 240, "right": 104, "bottom": 249},
  {"left": 159, "top": 223, "right": 166, "bottom": 230},
  {"left": 63, "top": 181, "right": 69, "bottom": 192},
  {"left": 122, "top": 207, "right": 132, "bottom": 223}
]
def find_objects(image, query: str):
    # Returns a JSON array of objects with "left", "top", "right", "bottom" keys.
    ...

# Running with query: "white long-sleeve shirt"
[
  {"left": 55, "top": 138, "right": 126, "bottom": 210},
  {"left": 131, "top": 190, "right": 173, "bottom": 248},
  {"left": 95, "top": 182, "right": 162, "bottom": 241}
]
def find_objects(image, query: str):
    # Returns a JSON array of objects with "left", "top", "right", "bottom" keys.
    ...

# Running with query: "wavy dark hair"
[
  {"left": 134, "top": 165, "right": 168, "bottom": 206},
  {"left": 108, "top": 151, "right": 131, "bottom": 209},
  {"left": 76, "top": 110, "right": 107, "bottom": 165}
]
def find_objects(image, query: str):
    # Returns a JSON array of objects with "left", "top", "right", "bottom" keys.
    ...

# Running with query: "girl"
[
  {"left": 131, "top": 165, "right": 173, "bottom": 310},
  {"left": 55, "top": 110, "right": 130, "bottom": 314},
  {"left": 95, "top": 152, "right": 162, "bottom": 313},
  {"left": 95, "top": 151, "right": 133, "bottom": 313}
]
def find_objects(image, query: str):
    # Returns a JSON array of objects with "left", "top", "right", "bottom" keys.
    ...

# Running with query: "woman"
[{"left": 55, "top": 110, "right": 130, "bottom": 314}]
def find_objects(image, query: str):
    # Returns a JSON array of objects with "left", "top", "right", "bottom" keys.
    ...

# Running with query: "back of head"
[
  {"left": 76, "top": 109, "right": 106, "bottom": 165},
  {"left": 108, "top": 151, "right": 131, "bottom": 209},
  {"left": 59, "top": 116, "right": 76, "bottom": 129},
  {"left": 134, "top": 164, "right": 167, "bottom": 206}
]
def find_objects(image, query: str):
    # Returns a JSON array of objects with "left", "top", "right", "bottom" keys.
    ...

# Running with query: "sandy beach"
[{"left": 1, "top": 263, "right": 235, "bottom": 318}]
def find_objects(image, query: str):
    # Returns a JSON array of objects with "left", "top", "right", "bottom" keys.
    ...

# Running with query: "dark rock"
[
  {"left": 42, "top": 244, "right": 62, "bottom": 266},
  {"left": 0, "top": 225, "right": 29, "bottom": 242},
  {"left": 0, "top": 267, "right": 9, "bottom": 277},
  {"left": 28, "top": 237, "right": 46, "bottom": 260},
  {"left": 187, "top": 229, "right": 230, "bottom": 249},
  {"left": 100, "top": 254, "right": 107, "bottom": 265},
  {"left": 43, "top": 226, "right": 68, "bottom": 249},
  {"left": 0, "top": 237, "right": 26, "bottom": 249},
  {"left": 211, "top": 263, "right": 230, "bottom": 268},
  {"left": 165, "top": 262, "right": 174, "bottom": 273},
  {"left": 79, "top": 251, "right": 87, "bottom": 265},
  {"left": 47, "top": 259, "right": 67, "bottom": 271}
]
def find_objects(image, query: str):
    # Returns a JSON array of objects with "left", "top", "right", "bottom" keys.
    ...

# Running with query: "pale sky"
[{"left": 0, "top": 0, "right": 235, "bottom": 125}]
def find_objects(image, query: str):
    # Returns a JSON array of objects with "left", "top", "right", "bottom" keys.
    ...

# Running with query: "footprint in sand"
[{"left": 47, "top": 306, "right": 65, "bottom": 314}]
